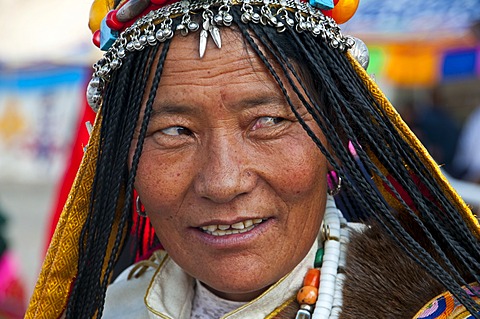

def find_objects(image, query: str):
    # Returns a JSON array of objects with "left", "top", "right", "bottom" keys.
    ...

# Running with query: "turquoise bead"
[
  {"left": 314, "top": 248, "right": 324, "bottom": 268},
  {"left": 100, "top": 17, "right": 119, "bottom": 51},
  {"left": 308, "top": 0, "right": 334, "bottom": 10}
]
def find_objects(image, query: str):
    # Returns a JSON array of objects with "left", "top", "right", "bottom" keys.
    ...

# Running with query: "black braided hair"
[
  {"left": 65, "top": 40, "right": 170, "bottom": 317},
  {"left": 66, "top": 4, "right": 480, "bottom": 317}
]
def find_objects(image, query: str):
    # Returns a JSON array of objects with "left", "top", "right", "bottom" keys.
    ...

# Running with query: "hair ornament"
[
  {"left": 327, "top": 0, "right": 358, "bottom": 24},
  {"left": 309, "top": 0, "right": 334, "bottom": 10},
  {"left": 89, "top": 0, "right": 116, "bottom": 34},
  {"left": 86, "top": 0, "right": 356, "bottom": 112},
  {"left": 348, "top": 36, "right": 369, "bottom": 70}
]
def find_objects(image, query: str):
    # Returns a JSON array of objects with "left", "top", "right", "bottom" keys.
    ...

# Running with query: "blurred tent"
[{"left": 343, "top": 0, "right": 480, "bottom": 87}]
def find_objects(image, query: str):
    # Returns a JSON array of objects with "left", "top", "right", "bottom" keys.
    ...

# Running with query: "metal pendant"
[
  {"left": 199, "top": 29, "right": 208, "bottom": 58},
  {"left": 199, "top": 9, "right": 222, "bottom": 58},
  {"left": 295, "top": 309, "right": 311, "bottom": 319},
  {"left": 210, "top": 25, "right": 222, "bottom": 49}
]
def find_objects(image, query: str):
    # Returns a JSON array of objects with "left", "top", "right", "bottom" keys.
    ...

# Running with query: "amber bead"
[
  {"left": 303, "top": 268, "right": 320, "bottom": 288},
  {"left": 331, "top": 0, "right": 360, "bottom": 24},
  {"left": 296, "top": 286, "right": 318, "bottom": 305}
]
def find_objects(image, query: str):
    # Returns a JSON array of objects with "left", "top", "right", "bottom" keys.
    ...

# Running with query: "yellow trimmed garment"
[{"left": 413, "top": 283, "right": 480, "bottom": 319}]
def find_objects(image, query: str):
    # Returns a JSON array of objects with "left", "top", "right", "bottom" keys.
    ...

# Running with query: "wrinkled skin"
[{"left": 131, "top": 30, "right": 328, "bottom": 302}]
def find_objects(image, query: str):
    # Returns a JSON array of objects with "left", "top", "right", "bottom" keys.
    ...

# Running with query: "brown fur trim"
[{"left": 340, "top": 223, "right": 445, "bottom": 319}]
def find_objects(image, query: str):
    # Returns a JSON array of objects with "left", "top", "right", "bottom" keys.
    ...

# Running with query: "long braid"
[
  {"left": 96, "top": 43, "right": 163, "bottom": 316},
  {"left": 66, "top": 40, "right": 169, "bottom": 317},
  {"left": 97, "top": 41, "right": 171, "bottom": 319}
]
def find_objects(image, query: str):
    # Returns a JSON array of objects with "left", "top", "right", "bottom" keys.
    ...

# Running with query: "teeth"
[
  {"left": 200, "top": 218, "right": 265, "bottom": 236},
  {"left": 206, "top": 225, "right": 217, "bottom": 232},
  {"left": 211, "top": 225, "right": 255, "bottom": 236},
  {"left": 231, "top": 222, "right": 245, "bottom": 230}
]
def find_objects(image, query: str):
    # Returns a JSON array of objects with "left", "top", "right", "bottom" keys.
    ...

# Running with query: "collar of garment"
[
  {"left": 143, "top": 238, "right": 318, "bottom": 319},
  {"left": 190, "top": 279, "right": 246, "bottom": 318}
]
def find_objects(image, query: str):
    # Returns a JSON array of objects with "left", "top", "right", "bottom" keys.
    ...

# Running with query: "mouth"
[{"left": 199, "top": 218, "right": 268, "bottom": 236}]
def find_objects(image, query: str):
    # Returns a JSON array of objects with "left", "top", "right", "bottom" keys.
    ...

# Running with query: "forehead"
[{"left": 157, "top": 29, "right": 278, "bottom": 91}]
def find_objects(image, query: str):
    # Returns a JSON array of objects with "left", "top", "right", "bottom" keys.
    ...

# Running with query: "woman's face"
[{"left": 132, "top": 30, "right": 328, "bottom": 301}]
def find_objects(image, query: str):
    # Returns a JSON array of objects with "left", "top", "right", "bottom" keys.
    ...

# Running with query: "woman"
[{"left": 26, "top": 0, "right": 479, "bottom": 318}]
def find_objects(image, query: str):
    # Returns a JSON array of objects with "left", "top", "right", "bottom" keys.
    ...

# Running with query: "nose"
[{"left": 194, "top": 134, "right": 256, "bottom": 203}]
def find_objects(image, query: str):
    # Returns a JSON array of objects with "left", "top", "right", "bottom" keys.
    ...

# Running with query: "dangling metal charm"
[
  {"left": 210, "top": 25, "right": 222, "bottom": 49},
  {"left": 199, "top": 20, "right": 209, "bottom": 58},
  {"left": 199, "top": 7, "right": 222, "bottom": 58}
]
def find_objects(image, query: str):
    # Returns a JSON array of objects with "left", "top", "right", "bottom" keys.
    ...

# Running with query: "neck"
[{"left": 204, "top": 284, "right": 270, "bottom": 302}]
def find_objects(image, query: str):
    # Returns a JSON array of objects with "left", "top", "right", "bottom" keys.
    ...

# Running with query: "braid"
[{"left": 66, "top": 40, "right": 172, "bottom": 318}]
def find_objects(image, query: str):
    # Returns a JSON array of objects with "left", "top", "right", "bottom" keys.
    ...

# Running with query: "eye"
[
  {"left": 161, "top": 126, "right": 193, "bottom": 136},
  {"left": 251, "top": 116, "right": 284, "bottom": 131}
]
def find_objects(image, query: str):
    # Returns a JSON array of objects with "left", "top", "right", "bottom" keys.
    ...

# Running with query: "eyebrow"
[
  {"left": 236, "top": 95, "right": 287, "bottom": 110},
  {"left": 150, "top": 94, "right": 288, "bottom": 118},
  {"left": 150, "top": 103, "right": 201, "bottom": 118}
]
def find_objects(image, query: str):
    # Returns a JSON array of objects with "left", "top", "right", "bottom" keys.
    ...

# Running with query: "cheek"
[
  {"left": 133, "top": 153, "right": 193, "bottom": 214},
  {"left": 269, "top": 139, "right": 327, "bottom": 199}
]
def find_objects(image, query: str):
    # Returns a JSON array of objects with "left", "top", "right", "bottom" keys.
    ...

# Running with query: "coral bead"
[
  {"left": 297, "top": 286, "right": 318, "bottom": 305},
  {"left": 303, "top": 268, "right": 320, "bottom": 288},
  {"left": 331, "top": 0, "right": 359, "bottom": 24},
  {"left": 92, "top": 30, "right": 101, "bottom": 48},
  {"left": 106, "top": 10, "right": 124, "bottom": 30}
]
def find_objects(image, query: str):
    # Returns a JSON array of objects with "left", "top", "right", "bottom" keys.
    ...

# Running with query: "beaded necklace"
[{"left": 295, "top": 196, "right": 349, "bottom": 319}]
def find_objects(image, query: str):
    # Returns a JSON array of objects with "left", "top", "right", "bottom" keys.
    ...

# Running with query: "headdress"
[
  {"left": 85, "top": 0, "right": 362, "bottom": 112},
  {"left": 26, "top": 0, "right": 480, "bottom": 318}
]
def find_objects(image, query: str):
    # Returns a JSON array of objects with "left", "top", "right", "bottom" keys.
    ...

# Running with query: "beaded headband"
[{"left": 86, "top": 0, "right": 363, "bottom": 112}]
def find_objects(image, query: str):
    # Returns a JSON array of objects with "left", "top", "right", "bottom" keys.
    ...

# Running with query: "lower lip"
[{"left": 190, "top": 219, "right": 272, "bottom": 249}]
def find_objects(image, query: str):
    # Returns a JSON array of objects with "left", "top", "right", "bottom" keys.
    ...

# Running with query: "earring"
[
  {"left": 327, "top": 172, "right": 342, "bottom": 196},
  {"left": 136, "top": 196, "right": 147, "bottom": 218}
]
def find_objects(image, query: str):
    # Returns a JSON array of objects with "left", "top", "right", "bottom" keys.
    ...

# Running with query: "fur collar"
[{"left": 341, "top": 223, "right": 445, "bottom": 318}]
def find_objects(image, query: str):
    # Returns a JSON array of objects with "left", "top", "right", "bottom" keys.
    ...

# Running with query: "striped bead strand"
[
  {"left": 329, "top": 216, "right": 349, "bottom": 319},
  {"left": 312, "top": 197, "right": 341, "bottom": 319},
  {"left": 295, "top": 196, "right": 347, "bottom": 319}
]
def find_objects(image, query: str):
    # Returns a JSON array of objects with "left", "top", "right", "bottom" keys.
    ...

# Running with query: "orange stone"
[
  {"left": 303, "top": 268, "right": 320, "bottom": 288},
  {"left": 296, "top": 286, "right": 318, "bottom": 305}
]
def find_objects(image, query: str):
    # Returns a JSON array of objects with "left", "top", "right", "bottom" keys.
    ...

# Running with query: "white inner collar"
[{"left": 191, "top": 280, "right": 247, "bottom": 319}]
